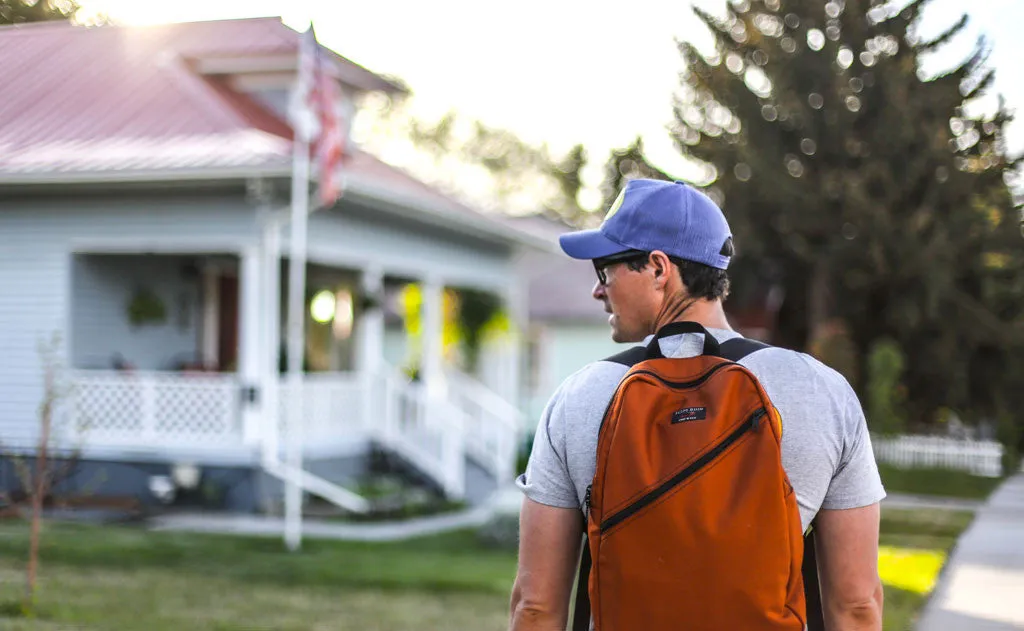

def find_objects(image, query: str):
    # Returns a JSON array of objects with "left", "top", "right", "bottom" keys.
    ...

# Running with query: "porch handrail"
[
  {"left": 442, "top": 367, "right": 522, "bottom": 484},
  {"left": 377, "top": 367, "right": 466, "bottom": 498},
  {"left": 443, "top": 368, "right": 525, "bottom": 432}
]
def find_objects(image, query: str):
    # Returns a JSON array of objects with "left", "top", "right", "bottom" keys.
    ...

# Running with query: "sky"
[{"left": 77, "top": 0, "right": 1024, "bottom": 207}]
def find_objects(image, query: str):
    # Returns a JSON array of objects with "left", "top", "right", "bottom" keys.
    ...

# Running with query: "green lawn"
[
  {"left": 0, "top": 506, "right": 974, "bottom": 630},
  {"left": 878, "top": 463, "right": 1003, "bottom": 499},
  {"left": 0, "top": 523, "right": 516, "bottom": 631},
  {"left": 878, "top": 508, "right": 975, "bottom": 631}
]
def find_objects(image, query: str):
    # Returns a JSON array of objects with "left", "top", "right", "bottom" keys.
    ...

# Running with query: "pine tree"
[{"left": 609, "top": 0, "right": 1024, "bottom": 428}]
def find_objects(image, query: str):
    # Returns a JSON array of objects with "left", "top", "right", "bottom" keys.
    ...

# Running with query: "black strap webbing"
[
  {"left": 603, "top": 345, "right": 647, "bottom": 368},
  {"left": 718, "top": 336, "right": 770, "bottom": 362},
  {"left": 571, "top": 537, "right": 592, "bottom": 631},
  {"left": 803, "top": 528, "right": 825, "bottom": 631}
]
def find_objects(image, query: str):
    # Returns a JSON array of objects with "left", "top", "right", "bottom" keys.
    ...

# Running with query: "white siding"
[
  {"left": 0, "top": 194, "right": 257, "bottom": 450},
  {"left": 71, "top": 254, "right": 203, "bottom": 371},
  {"left": 305, "top": 203, "right": 512, "bottom": 291},
  {"left": 521, "top": 322, "right": 629, "bottom": 424}
]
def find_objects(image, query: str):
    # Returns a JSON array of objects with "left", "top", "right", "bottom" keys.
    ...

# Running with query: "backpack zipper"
[
  {"left": 596, "top": 362, "right": 734, "bottom": 437},
  {"left": 629, "top": 361, "right": 733, "bottom": 391},
  {"left": 599, "top": 408, "right": 767, "bottom": 533}
]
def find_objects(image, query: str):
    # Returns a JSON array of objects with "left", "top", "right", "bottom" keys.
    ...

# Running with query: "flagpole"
[
  {"left": 284, "top": 120, "right": 310, "bottom": 553},
  {"left": 282, "top": 23, "right": 352, "bottom": 550}
]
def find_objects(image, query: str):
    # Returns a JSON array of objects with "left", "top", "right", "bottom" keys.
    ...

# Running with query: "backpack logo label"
[{"left": 672, "top": 407, "right": 707, "bottom": 424}]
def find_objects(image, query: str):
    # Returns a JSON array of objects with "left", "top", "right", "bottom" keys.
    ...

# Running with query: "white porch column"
[
  {"left": 421, "top": 276, "right": 460, "bottom": 497},
  {"left": 420, "top": 275, "right": 446, "bottom": 398},
  {"left": 503, "top": 278, "right": 527, "bottom": 409},
  {"left": 238, "top": 245, "right": 264, "bottom": 445},
  {"left": 357, "top": 266, "right": 385, "bottom": 377},
  {"left": 261, "top": 222, "right": 282, "bottom": 459},
  {"left": 357, "top": 266, "right": 385, "bottom": 433},
  {"left": 501, "top": 277, "right": 528, "bottom": 483}
]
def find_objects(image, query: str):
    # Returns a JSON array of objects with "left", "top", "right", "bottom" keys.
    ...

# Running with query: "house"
[{"left": 0, "top": 17, "right": 553, "bottom": 512}]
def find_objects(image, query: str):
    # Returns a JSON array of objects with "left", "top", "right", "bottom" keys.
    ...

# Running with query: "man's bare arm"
[
  {"left": 509, "top": 497, "right": 584, "bottom": 631},
  {"left": 814, "top": 503, "right": 884, "bottom": 630}
]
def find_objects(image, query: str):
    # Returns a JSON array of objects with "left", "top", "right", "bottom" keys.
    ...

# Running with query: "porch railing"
[
  {"left": 69, "top": 367, "right": 523, "bottom": 498},
  {"left": 277, "top": 372, "right": 367, "bottom": 446}
]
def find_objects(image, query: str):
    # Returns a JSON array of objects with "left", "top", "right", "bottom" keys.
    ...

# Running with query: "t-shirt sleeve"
[
  {"left": 515, "top": 377, "right": 581, "bottom": 510},
  {"left": 821, "top": 383, "right": 887, "bottom": 510}
]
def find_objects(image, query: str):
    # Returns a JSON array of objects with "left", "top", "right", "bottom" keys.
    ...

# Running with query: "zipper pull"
[{"left": 751, "top": 408, "right": 767, "bottom": 429}]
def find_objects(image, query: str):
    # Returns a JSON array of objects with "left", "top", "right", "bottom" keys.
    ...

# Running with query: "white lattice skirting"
[{"left": 70, "top": 371, "right": 242, "bottom": 448}]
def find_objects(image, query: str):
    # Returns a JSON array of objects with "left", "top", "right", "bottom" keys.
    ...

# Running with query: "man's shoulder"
[
  {"left": 554, "top": 351, "right": 636, "bottom": 400},
  {"left": 741, "top": 343, "right": 857, "bottom": 399}
]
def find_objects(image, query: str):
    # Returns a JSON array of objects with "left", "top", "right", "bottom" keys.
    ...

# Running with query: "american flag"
[{"left": 289, "top": 25, "right": 350, "bottom": 208}]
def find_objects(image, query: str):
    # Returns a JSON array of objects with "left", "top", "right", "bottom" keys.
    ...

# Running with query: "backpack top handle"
[{"left": 645, "top": 321, "right": 722, "bottom": 360}]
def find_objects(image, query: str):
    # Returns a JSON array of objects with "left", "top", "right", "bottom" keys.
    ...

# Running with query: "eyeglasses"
[{"left": 593, "top": 250, "right": 650, "bottom": 286}]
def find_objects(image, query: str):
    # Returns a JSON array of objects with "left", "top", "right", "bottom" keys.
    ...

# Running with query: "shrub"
[{"left": 867, "top": 339, "right": 907, "bottom": 435}]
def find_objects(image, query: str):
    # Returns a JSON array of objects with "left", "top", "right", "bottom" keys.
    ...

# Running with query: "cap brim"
[{"left": 558, "top": 229, "right": 630, "bottom": 260}]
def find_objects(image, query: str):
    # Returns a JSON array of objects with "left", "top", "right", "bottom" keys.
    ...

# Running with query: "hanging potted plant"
[{"left": 126, "top": 288, "right": 167, "bottom": 327}]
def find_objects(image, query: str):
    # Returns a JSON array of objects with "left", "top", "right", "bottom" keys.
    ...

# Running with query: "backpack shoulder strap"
[
  {"left": 804, "top": 526, "right": 825, "bottom": 631},
  {"left": 572, "top": 537, "right": 592, "bottom": 631},
  {"left": 603, "top": 345, "right": 647, "bottom": 368},
  {"left": 718, "top": 336, "right": 771, "bottom": 362}
]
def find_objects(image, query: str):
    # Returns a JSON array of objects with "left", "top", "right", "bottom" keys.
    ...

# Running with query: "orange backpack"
[{"left": 573, "top": 322, "right": 823, "bottom": 631}]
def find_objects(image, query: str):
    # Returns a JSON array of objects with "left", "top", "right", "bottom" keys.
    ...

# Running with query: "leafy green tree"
[
  {"left": 356, "top": 97, "right": 591, "bottom": 222},
  {"left": 406, "top": 110, "right": 589, "bottom": 222},
  {"left": 0, "top": 0, "right": 78, "bottom": 24}
]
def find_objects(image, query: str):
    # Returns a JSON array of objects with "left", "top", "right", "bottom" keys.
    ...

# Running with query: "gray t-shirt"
[{"left": 516, "top": 329, "right": 886, "bottom": 530}]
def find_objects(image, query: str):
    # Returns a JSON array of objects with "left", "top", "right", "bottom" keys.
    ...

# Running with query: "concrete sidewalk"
[
  {"left": 149, "top": 505, "right": 497, "bottom": 541},
  {"left": 148, "top": 485, "right": 524, "bottom": 542},
  {"left": 916, "top": 473, "right": 1024, "bottom": 630}
]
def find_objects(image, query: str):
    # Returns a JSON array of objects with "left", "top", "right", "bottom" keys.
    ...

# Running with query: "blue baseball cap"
[{"left": 559, "top": 179, "right": 733, "bottom": 270}]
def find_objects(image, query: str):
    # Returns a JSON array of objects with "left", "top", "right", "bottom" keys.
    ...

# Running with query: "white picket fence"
[{"left": 872, "top": 434, "right": 1004, "bottom": 478}]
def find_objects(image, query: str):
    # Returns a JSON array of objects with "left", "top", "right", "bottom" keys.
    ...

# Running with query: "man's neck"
[{"left": 654, "top": 298, "right": 733, "bottom": 333}]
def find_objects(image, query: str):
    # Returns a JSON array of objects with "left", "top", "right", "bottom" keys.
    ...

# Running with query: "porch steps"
[
  {"left": 370, "top": 443, "right": 499, "bottom": 506},
  {"left": 256, "top": 445, "right": 500, "bottom": 517}
]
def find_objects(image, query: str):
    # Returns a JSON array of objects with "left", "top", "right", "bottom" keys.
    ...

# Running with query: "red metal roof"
[{"left": 0, "top": 17, "right": 401, "bottom": 175}]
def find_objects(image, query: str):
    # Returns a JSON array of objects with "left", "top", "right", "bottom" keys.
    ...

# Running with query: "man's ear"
[{"left": 649, "top": 251, "right": 673, "bottom": 287}]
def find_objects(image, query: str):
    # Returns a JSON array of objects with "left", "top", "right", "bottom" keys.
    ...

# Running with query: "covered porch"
[{"left": 64, "top": 237, "right": 525, "bottom": 497}]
